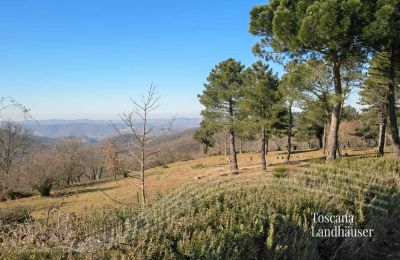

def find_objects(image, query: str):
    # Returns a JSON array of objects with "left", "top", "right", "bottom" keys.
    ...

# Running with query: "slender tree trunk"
[
  {"left": 286, "top": 104, "right": 292, "bottom": 163},
  {"left": 387, "top": 48, "right": 400, "bottom": 157},
  {"left": 114, "top": 154, "right": 118, "bottom": 180},
  {"left": 98, "top": 168, "right": 103, "bottom": 180},
  {"left": 228, "top": 101, "right": 239, "bottom": 174},
  {"left": 140, "top": 114, "right": 147, "bottom": 206},
  {"left": 229, "top": 128, "right": 239, "bottom": 174},
  {"left": 141, "top": 146, "right": 146, "bottom": 206},
  {"left": 239, "top": 138, "right": 243, "bottom": 154},
  {"left": 378, "top": 111, "right": 388, "bottom": 157},
  {"left": 323, "top": 121, "right": 327, "bottom": 154},
  {"left": 326, "top": 62, "right": 343, "bottom": 160},
  {"left": 261, "top": 125, "right": 267, "bottom": 173}
]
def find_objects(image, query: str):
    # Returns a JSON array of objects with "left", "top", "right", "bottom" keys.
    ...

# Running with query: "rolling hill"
[{"left": 21, "top": 118, "right": 201, "bottom": 141}]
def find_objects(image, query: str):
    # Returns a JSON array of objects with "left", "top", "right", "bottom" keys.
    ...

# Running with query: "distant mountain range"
[{"left": 21, "top": 118, "right": 201, "bottom": 141}]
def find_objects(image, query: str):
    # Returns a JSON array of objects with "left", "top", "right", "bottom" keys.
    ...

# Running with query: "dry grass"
[{"left": 0, "top": 148, "right": 377, "bottom": 220}]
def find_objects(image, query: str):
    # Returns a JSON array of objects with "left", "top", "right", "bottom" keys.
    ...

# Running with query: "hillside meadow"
[
  {"left": 2, "top": 148, "right": 400, "bottom": 259},
  {"left": 0, "top": 148, "right": 373, "bottom": 220}
]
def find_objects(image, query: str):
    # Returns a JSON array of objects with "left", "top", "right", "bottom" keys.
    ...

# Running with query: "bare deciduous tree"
[
  {"left": 83, "top": 144, "right": 105, "bottom": 181},
  {"left": 111, "top": 84, "right": 174, "bottom": 206},
  {"left": 0, "top": 97, "right": 32, "bottom": 120},
  {"left": 57, "top": 138, "right": 86, "bottom": 185},
  {"left": 25, "top": 146, "right": 62, "bottom": 197},
  {"left": 104, "top": 141, "right": 129, "bottom": 180},
  {"left": 0, "top": 121, "right": 32, "bottom": 189}
]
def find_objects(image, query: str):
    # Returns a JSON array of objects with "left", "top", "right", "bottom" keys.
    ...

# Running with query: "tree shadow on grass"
[{"left": 54, "top": 186, "right": 120, "bottom": 197}]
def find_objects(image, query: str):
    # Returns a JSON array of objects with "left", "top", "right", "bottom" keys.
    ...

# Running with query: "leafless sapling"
[{"left": 111, "top": 84, "right": 174, "bottom": 206}]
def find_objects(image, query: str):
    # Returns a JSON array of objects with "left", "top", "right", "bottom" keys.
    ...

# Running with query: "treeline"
[
  {"left": 0, "top": 121, "right": 199, "bottom": 199},
  {"left": 0, "top": 123, "right": 123, "bottom": 199},
  {"left": 195, "top": 0, "right": 399, "bottom": 174}
]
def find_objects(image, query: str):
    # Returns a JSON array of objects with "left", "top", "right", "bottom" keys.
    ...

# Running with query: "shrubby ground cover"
[{"left": 1, "top": 157, "right": 399, "bottom": 259}]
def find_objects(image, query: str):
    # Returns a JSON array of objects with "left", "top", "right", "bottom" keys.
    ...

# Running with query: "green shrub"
[{"left": 273, "top": 166, "right": 288, "bottom": 178}]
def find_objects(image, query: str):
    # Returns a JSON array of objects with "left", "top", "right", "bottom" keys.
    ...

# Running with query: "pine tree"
[
  {"left": 250, "top": 0, "right": 368, "bottom": 160},
  {"left": 359, "top": 52, "right": 397, "bottom": 156},
  {"left": 241, "top": 61, "right": 279, "bottom": 173},
  {"left": 294, "top": 101, "right": 325, "bottom": 149},
  {"left": 193, "top": 114, "right": 218, "bottom": 154},
  {"left": 363, "top": 0, "right": 400, "bottom": 156},
  {"left": 300, "top": 60, "right": 333, "bottom": 154},
  {"left": 198, "top": 58, "right": 245, "bottom": 174},
  {"left": 280, "top": 61, "right": 306, "bottom": 162}
]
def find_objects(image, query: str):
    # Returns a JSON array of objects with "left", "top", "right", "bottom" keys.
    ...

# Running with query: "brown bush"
[
  {"left": 0, "top": 207, "right": 31, "bottom": 223},
  {"left": 6, "top": 190, "right": 34, "bottom": 200}
]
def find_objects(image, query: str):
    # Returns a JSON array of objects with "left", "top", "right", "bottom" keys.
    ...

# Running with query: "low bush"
[
  {"left": 191, "top": 163, "right": 207, "bottom": 169},
  {"left": 272, "top": 166, "right": 288, "bottom": 178},
  {"left": 0, "top": 189, "right": 34, "bottom": 201},
  {"left": 0, "top": 207, "right": 31, "bottom": 223},
  {"left": 0, "top": 191, "right": 7, "bottom": 202},
  {"left": 6, "top": 190, "right": 34, "bottom": 200}
]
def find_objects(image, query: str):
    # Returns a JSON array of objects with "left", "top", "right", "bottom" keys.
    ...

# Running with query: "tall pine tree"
[
  {"left": 250, "top": 0, "right": 368, "bottom": 160},
  {"left": 198, "top": 58, "right": 245, "bottom": 174},
  {"left": 359, "top": 52, "right": 398, "bottom": 156},
  {"left": 241, "top": 61, "right": 279, "bottom": 173},
  {"left": 363, "top": 0, "right": 400, "bottom": 156}
]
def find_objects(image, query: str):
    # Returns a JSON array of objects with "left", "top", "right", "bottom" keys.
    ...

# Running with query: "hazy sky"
[{"left": 0, "top": 0, "right": 284, "bottom": 120}]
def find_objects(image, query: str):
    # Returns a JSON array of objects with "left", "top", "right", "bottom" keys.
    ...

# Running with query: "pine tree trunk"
[
  {"left": 229, "top": 128, "right": 239, "bottom": 174},
  {"left": 261, "top": 125, "right": 267, "bottom": 173},
  {"left": 326, "top": 62, "right": 343, "bottom": 161},
  {"left": 286, "top": 104, "right": 292, "bottom": 163},
  {"left": 323, "top": 121, "right": 327, "bottom": 154},
  {"left": 378, "top": 111, "right": 387, "bottom": 157},
  {"left": 387, "top": 48, "right": 400, "bottom": 157},
  {"left": 228, "top": 101, "right": 239, "bottom": 174}
]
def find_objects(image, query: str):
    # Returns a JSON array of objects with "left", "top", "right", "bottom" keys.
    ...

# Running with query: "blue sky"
[{"left": 0, "top": 0, "right": 282, "bottom": 120}]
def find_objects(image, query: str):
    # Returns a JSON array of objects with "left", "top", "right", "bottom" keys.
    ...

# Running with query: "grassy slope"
[
  {"left": 0, "top": 148, "right": 375, "bottom": 220},
  {"left": 2, "top": 147, "right": 399, "bottom": 259}
]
